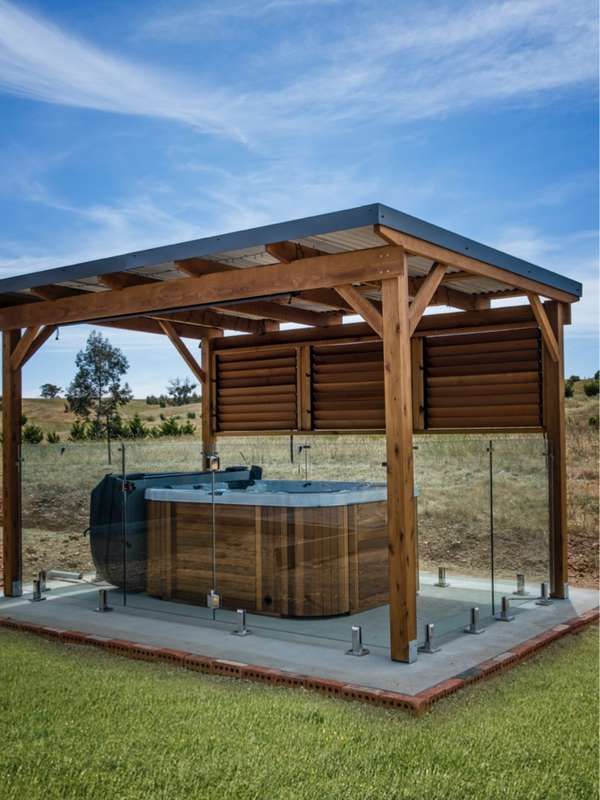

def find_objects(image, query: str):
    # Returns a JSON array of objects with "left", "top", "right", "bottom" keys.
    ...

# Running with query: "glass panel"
[
  {"left": 491, "top": 435, "right": 550, "bottom": 610},
  {"left": 414, "top": 435, "right": 494, "bottom": 644},
  {"left": 21, "top": 439, "right": 120, "bottom": 607}
]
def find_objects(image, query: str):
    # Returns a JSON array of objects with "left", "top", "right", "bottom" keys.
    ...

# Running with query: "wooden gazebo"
[{"left": 0, "top": 204, "right": 581, "bottom": 662}]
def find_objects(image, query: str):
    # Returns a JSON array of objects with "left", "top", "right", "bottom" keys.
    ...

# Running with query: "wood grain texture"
[
  {"left": 146, "top": 499, "right": 388, "bottom": 617},
  {"left": 382, "top": 265, "right": 418, "bottom": 662},
  {"left": 2, "top": 330, "right": 22, "bottom": 595}
]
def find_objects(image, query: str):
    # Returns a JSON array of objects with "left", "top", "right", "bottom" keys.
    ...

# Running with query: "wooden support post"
[
  {"left": 381, "top": 259, "right": 418, "bottom": 663},
  {"left": 543, "top": 302, "right": 569, "bottom": 598},
  {"left": 3, "top": 330, "right": 22, "bottom": 596},
  {"left": 408, "top": 262, "right": 446, "bottom": 335}
]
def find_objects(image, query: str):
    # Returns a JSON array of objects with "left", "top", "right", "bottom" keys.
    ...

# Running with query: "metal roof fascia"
[{"left": 377, "top": 204, "right": 582, "bottom": 298}]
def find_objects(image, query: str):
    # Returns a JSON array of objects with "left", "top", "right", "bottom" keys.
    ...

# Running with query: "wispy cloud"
[
  {"left": 0, "top": 0, "right": 596, "bottom": 147},
  {"left": 0, "top": 0, "right": 245, "bottom": 141}
]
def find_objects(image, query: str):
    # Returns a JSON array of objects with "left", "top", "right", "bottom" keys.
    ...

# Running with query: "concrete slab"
[{"left": 1, "top": 575, "right": 596, "bottom": 697}]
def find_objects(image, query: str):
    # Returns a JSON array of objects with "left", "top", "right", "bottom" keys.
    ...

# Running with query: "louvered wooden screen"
[
  {"left": 311, "top": 341, "right": 385, "bottom": 430},
  {"left": 215, "top": 348, "right": 298, "bottom": 432},
  {"left": 423, "top": 328, "right": 543, "bottom": 429}
]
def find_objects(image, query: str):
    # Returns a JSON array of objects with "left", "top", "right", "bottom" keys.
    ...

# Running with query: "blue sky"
[{"left": 0, "top": 0, "right": 597, "bottom": 396}]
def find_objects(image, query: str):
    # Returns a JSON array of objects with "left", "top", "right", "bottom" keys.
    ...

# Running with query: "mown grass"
[{"left": 0, "top": 626, "right": 597, "bottom": 800}]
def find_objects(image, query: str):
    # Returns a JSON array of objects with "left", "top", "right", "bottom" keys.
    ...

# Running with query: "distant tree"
[
  {"left": 567, "top": 375, "right": 580, "bottom": 385},
  {"left": 166, "top": 377, "right": 197, "bottom": 406},
  {"left": 40, "top": 383, "right": 62, "bottom": 399},
  {"left": 66, "top": 331, "right": 133, "bottom": 462},
  {"left": 595, "top": 370, "right": 600, "bottom": 381}
]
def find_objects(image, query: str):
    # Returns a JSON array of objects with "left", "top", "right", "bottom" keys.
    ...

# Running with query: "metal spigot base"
[
  {"left": 345, "top": 646, "right": 370, "bottom": 657},
  {"left": 94, "top": 605, "right": 113, "bottom": 613},
  {"left": 494, "top": 611, "right": 515, "bottom": 622},
  {"left": 418, "top": 641, "right": 440, "bottom": 654},
  {"left": 232, "top": 628, "right": 251, "bottom": 636},
  {"left": 463, "top": 624, "right": 485, "bottom": 635},
  {"left": 28, "top": 596, "right": 46, "bottom": 603},
  {"left": 535, "top": 598, "right": 553, "bottom": 606},
  {"left": 434, "top": 581, "right": 450, "bottom": 588},
  {"left": 512, "top": 589, "right": 530, "bottom": 596}
]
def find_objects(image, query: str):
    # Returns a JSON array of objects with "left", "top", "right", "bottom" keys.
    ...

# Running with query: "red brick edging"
[{"left": 1, "top": 608, "right": 597, "bottom": 716}]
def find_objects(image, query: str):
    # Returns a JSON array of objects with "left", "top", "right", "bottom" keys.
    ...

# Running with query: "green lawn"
[{"left": 0, "top": 628, "right": 597, "bottom": 800}]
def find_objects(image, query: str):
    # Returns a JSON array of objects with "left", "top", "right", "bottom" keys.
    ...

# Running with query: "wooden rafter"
[
  {"left": 408, "top": 263, "right": 446, "bottom": 335},
  {"left": 215, "top": 300, "right": 341, "bottom": 327},
  {"left": 10, "top": 325, "right": 57, "bottom": 370},
  {"left": 376, "top": 224, "right": 577, "bottom": 304},
  {"left": 265, "top": 240, "right": 326, "bottom": 263},
  {"left": 334, "top": 284, "right": 383, "bottom": 337},
  {"left": 0, "top": 246, "right": 407, "bottom": 331},
  {"left": 156, "top": 320, "right": 207, "bottom": 384},
  {"left": 527, "top": 293, "right": 560, "bottom": 362}
]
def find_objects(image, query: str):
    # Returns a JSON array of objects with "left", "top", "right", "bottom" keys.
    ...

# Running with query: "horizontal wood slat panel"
[
  {"left": 429, "top": 416, "right": 541, "bottom": 429},
  {"left": 312, "top": 341, "right": 385, "bottom": 431},
  {"left": 424, "top": 329, "right": 542, "bottom": 430},
  {"left": 425, "top": 327, "right": 538, "bottom": 348},
  {"left": 215, "top": 348, "right": 297, "bottom": 432}
]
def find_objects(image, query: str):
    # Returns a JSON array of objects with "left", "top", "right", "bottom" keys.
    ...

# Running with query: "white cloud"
[
  {"left": 0, "top": 0, "right": 245, "bottom": 141},
  {"left": 0, "top": 0, "right": 596, "bottom": 146}
]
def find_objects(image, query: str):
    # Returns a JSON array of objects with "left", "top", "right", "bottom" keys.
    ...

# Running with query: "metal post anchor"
[
  {"left": 418, "top": 623, "right": 441, "bottom": 654},
  {"left": 29, "top": 578, "right": 46, "bottom": 602},
  {"left": 495, "top": 596, "right": 515, "bottom": 622},
  {"left": 94, "top": 588, "right": 113, "bottom": 612},
  {"left": 535, "top": 582, "right": 553, "bottom": 606},
  {"left": 38, "top": 570, "right": 50, "bottom": 593},
  {"left": 434, "top": 566, "right": 450, "bottom": 588},
  {"left": 346, "top": 625, "right": 369, "bottom": 656},
  {"left": 513, "top": 573, "right": 529, "bottom": 596},
  {"left": 232, "top": 608, "right": 251, "bottom": 636},
  {"left": 464, "top": 606, "right": 485, "bottom": 634}
]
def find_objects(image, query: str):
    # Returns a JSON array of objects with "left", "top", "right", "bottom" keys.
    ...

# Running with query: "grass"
[{"left": 0, "top": 626, "right": 597, "bottom": 800}]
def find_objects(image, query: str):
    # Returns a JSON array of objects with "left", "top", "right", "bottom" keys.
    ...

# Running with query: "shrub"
[
  {"left": 589, "top": 415, "right": 599, "bottom": 429},
  {"left": 159, "top": 413, "right": 166, "bottom": 421},
  {"left": 69, "top": 420, "right": 88, "bottom": 441},
  {"left": 583, "top": 380, "right": 599, "bottom": 398},
  {"left": 46, "top": 431, "right": 60, "bottom": 444},
  {"left": 125, "top": 413, "right": 149, "bottom": 439},
  {"left": 186, "top": 411, "right": 196, "bottom": 419},
  {"left": 22, "top": 424, "right": 44, "bottom": 444},
  {"left": 595, "top": 370, "right": 599, "bottom": 381},
  {"left": 20, "top": 414, "right": 28, "bottom": 427},
  {"left": 145, "top": 415, "right": 155, "bottom": 422},
  {"left": 568, "top": 375, "right": 580, "bottom": 384},
  {"left": 159, "top": 399, "right": 166, "bottom": 408},
  {"left": 180, "top": 420, "right": 196, "bottom": 436},
  {"left": 565, "top": 381, "right": 574, "bottom": 398},
  {"left": 158, "top": 417, "right": 182, "bottom": 437}
]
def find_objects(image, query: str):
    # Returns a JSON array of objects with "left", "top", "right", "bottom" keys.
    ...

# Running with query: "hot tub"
[{"left": 145, "top": 479, "right": 391, "bottom": 618}]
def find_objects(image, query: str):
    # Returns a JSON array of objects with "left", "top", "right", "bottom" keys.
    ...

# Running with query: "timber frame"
[{"left": 0, "top": 204, "right": 581, "bottom": 663}]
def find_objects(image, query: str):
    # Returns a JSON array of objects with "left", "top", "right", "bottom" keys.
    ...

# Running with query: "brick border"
[{"left": 0, "top": 608, "right": 597, "bottom": 716}]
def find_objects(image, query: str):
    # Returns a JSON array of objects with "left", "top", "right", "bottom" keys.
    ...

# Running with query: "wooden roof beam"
[
  {"left": 215, "top": 300, "right": 342, "bottom": 327},
  {"left": 376, "top": 224, "right": 576, "bottom": 304},
  {"left": 0, "top": 246, "right": 407, "bottom": 331}
]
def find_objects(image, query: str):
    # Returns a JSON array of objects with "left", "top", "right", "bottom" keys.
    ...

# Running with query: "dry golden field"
[{"left": 1, "top": 385, "right": 598, "bottom": 588}]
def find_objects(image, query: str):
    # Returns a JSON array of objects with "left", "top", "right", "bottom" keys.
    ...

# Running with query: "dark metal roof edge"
[
  {"left": 0, "top": 202, "right": 582, "bottom": 298},
  {"left": 377, "top": 204, "right": 582, "bottom": 298}
]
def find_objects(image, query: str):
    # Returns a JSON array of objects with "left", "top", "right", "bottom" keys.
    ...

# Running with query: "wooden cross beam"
[
  {"left": 0, "top": 246, "right": 407, "bottom": 331},
  {"left": 156, "top": 320, "right": 207, "bottom": 383},
  {"left": 376, "top": 224, "right": 577, "bottom": 304},
  {"left": 527, "top": 293, "right": 560, "bottom": 362}
]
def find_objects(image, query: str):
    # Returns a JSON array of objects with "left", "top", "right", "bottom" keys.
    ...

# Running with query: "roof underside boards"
[{"left": 0, "top": 206, "right": 581, "bottom": 321}]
